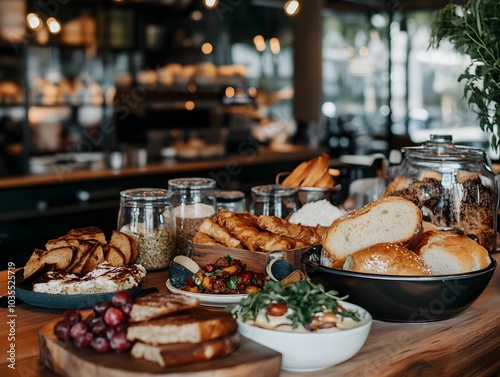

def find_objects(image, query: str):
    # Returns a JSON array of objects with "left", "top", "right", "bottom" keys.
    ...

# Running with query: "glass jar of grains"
[
  {"left": 117, "top": 188, "right": 176, "bottom": 271},
  {"left": 168, "top": 177, "right": 217, "bottom": 256}
]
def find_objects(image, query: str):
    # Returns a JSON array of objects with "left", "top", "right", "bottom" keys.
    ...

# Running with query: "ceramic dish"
[
  {"left": 166, "top": 279, "right": 247, "bottom": 307},
  {"left": 302, "top": 245, "right": 497, "bottom": 322},
  {"left": 237, "top": 301, "right": 372, "bottom": 372},
  {"left": 15, "top": 269, "right": 143, "bottom": 310}
]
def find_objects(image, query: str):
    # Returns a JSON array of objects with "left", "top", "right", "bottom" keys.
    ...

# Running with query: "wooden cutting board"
[{"left": 38, "top": 319, "right": 282, "bottom": 377}]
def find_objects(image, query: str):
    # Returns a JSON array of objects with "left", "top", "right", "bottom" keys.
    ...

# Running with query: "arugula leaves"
[{"left": 232, "top": 279, "right": 362, "bottom": 329}]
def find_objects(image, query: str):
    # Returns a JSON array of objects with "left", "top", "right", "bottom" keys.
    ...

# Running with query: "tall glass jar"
[
  {"left": 386, "top": 134, "right": 498, "bottom": 252},
  {"left": 168, "top": 178, "right": 217, "bottom": 256},
  {"left": 117, "top": 188, "right": 176, "bottom": 271}
]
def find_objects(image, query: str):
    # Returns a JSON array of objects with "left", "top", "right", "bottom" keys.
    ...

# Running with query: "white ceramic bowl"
[{"left": 236, "top": 301, "right": 372, "bottom": 372}]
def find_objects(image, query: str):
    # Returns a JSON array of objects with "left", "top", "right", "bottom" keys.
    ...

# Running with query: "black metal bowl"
[{"left": 302, "top": 245, "right": 497, "bottom": 323}]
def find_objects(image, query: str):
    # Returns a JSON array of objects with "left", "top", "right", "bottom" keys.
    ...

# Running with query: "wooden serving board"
[{"left": 38, "top": 319, "right": 282, "bottom": 377}]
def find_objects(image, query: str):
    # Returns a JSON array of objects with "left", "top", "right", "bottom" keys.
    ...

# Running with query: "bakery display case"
[{"left": 0, "top": 0, "right": 256, "bottom": 175}]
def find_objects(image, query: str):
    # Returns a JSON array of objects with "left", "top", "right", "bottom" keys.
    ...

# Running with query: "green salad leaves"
[{"left": 232, "top": 279, "right": 363, "bottom": 329}]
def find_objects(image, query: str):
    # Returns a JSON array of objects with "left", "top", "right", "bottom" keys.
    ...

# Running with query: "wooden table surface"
[{"left": 1, "top": 254, "right": 499, "bottom": 377}]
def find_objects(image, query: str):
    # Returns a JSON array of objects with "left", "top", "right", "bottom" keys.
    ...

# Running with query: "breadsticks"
[{"left": 281, "top": 153, "right": 335, "bottom": 188}]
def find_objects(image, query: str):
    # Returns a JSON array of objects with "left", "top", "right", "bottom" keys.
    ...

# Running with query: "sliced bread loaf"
[{"left": 322, "top": 196, "right": 422, "bottom": 264}]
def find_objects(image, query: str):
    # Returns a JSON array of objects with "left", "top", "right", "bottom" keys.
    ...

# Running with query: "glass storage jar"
[
  {"left": 117, "top": 188, "right": 176, "bottom": 270},
  {"left": 168, "top": 177, "right": 217, "bottom": 256},
  {"left": 386, "top": 134, "right": 498, "bottom": 252}
]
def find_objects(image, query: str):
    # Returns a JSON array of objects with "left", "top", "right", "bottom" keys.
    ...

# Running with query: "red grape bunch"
[{"left": 53, "top": 291, "right": 133, "bottom": 353}]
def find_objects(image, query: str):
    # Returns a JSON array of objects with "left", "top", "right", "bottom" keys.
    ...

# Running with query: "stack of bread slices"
[
  {"left": 127, "top": 293, "right": 240, "bottom": 367},
  {"left": 322, "top": 196, "right": 492, "bottom": 275},
  {"left": 24, "top": 226, "right": 138, "bottom": 280}
]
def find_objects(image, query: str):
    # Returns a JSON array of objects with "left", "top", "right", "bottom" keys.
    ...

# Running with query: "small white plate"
[{"left": 166, "top": 279, "right": 247, "bottom": 307}]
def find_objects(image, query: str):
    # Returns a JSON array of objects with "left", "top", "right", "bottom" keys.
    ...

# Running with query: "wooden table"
[{"left": 1, "top": 254, "right": 499, "bottom": 377}]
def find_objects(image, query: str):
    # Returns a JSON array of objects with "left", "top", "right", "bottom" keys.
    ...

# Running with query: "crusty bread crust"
[
  {"left": 130, "top": 332, "right": 240, "bottom": 367},
  {"left": 322, "top": 196, "right": 422, "bottom": 264},
  {"left": 413, "top": 230, "right": 491, "bottom": 275},
  {"left": 130, "top": 293, "right": 200, "bottom": 322},
  {"left": 343, "top": 243, "right": 432, "bottom": 276},
  {"left": 127, "top": 307, "right": 237, "bottom": 345}
]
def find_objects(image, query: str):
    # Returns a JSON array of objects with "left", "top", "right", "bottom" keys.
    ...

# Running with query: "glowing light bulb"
[
  {"left": 27, "top": 13, "right": 41, "bottom": 30},
  {"left": 284, "top": 0, "right": 300, "bottom": 16},
  {"left": 47, "top": 17, "right": 61, "bottom": 34},
  {"left": 203, "top": 0, "right": 218, "bottom": 9}
]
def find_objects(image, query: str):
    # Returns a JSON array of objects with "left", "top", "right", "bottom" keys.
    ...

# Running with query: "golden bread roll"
[
  {"left": 413, "top": 230, "right": 491, "bottom": 275},
  {"left": 343, "top": 243, "right": 432, "bottom": 276},
  {"left": 322, "top": 196, "right": 423, "bottom": 265}
]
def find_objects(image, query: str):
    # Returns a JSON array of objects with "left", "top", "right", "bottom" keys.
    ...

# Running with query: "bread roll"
[
  {"left": 343, "top": 243, "right": 432, "bottom": 276},
  {"left": 322, "top": 196, "right": 422, "bottom": 265},
  {"left": 413, "top": 230, "right": 491, "bottom": 275}
]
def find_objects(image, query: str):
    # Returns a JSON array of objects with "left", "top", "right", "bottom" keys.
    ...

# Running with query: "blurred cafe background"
[{"left": 0, "top": 0, "right": 492, "bottom": 266}]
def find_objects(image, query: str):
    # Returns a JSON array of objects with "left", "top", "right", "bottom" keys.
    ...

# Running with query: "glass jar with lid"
[
  {"left": 168, "top": 177, "right": 217, "bottom": 256},
  {"left": 117, "top": 188, "right": 176, "bottom": 270},
  {"left": 386, "top": 134, "right": 498, "bottom": 251}
]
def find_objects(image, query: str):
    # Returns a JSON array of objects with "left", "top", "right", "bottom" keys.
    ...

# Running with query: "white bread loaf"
[
  {"left": 322, "top": 196, "right": 422, "bottom": 265},
  {"left": 343, "top": 243, "right": 432, "bottom": 276},
  {"left": 413, "top": 230, "right": 491, "bottom": 275}
]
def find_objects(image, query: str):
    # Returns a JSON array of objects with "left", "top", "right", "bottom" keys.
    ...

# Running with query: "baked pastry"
[
  {"left": 197, "top": 218, "right": 242, "bottom": 249},
  {"left": 127, "top": 307, "right": 238, "bottom": 345},
  {"left": 192, "top": 231, "right": 224, "bottom": 247},
  {"left": 322, "top": 196, "right": 422, "bottom": 266},
  {"left": 215, "top": 210, "right": 291, "bottom": 252},
  {"left": 413, "top": 230, "right": 491, "bottom": 275},
  {"left": 129, "top": 293, "right": 200, "bottom": 322},
  {"left": 130, "top": 332, "right": 240, "bottom": 367},
  {"left": 256, "top": 215, "right": 322, "bottom": 245},
  {"left": 343, "top": 243, "right": 432, "bottom": 276}
]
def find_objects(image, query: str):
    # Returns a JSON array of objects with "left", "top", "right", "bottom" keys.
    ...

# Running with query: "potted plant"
[{"left": 430, "top": 0, "right": 500, "bottom": 149}]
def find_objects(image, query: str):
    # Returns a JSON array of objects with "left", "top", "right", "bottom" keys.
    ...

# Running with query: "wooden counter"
[
  {"left": 0, "top": 146, "right": 323, "bottom": 189},
  {"left": 1, "top": 253, "right": 499, "bottom": 377}
]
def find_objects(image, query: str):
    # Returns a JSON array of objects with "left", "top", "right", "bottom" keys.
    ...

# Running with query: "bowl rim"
[
  {"left": 235, "top": 300, "right": 373, "bottom": 336},
  {"left": 302, "top": 245, "right": 497, "bottom": 281}
]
